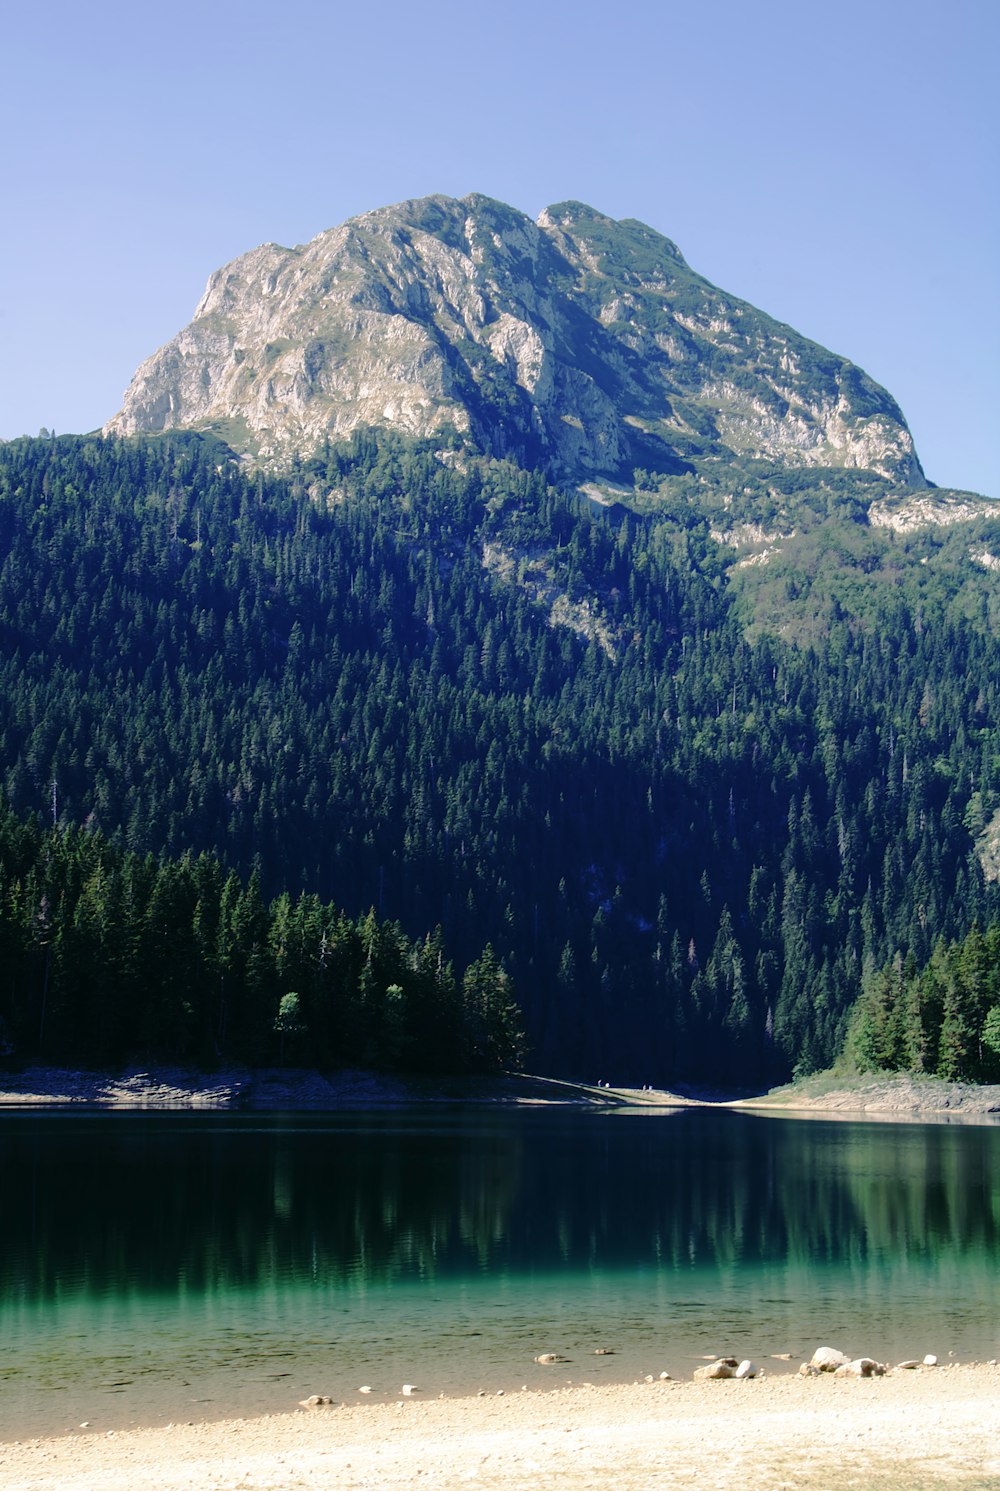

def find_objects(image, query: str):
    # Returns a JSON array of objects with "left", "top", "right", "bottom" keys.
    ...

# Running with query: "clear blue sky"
[{"left": 2, "top": 0, "right": 996, "bottom": 496}]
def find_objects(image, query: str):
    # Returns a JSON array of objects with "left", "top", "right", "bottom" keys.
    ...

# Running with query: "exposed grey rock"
[
  {"left": 298, "top": 1394, "right": 334, "bottom": 1408},
  {"left": 694, "top": 1360, "right": 736, "bottom": 1380},
  {"left": 534, "top": 1353, "right": 567, "bottom": 1365},
  {"left": 105, "top": 194, "right": 926, "bottom": 490},
  {"left": 869, "top": 493, "right": 996, "bottom": 533}
]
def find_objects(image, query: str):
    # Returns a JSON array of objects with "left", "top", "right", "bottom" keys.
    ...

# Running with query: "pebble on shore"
[{"left": 688, "top": 1345, "right": 950, "bottom": 1384}]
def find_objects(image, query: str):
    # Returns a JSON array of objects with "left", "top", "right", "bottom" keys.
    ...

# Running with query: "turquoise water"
[{"left": 1, "top": 1108, "right": 998, "bottom": 1437}]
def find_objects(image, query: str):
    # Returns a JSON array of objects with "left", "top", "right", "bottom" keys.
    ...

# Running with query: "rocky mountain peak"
[
  {"left": 539, "top": 200, "right": 688, "bottom": 269},
  {"left": 104, "top": 193, "right": 925, "bottom": 492}
]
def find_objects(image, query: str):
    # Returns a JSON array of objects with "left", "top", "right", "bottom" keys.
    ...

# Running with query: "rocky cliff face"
[{"left": 105, "top": 193, "right": 925, "bottom": 488}]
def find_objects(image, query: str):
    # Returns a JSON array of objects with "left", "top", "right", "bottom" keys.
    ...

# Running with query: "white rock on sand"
[{"left": 2, "top": 1366, "right": 997, "bottom": 1491}]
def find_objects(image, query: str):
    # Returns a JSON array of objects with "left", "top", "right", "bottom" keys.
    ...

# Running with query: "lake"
[{"left": 1, "top": 1106, "right": 998, "bottom": 1438}]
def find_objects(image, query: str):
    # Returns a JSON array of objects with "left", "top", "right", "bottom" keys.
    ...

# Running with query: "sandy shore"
[{"left": 2, "top": 1366, "right": 998, "bottom": 1490}]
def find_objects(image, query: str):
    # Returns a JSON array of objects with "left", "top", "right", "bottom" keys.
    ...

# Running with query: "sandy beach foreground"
[{"left": 3, "top": 1366, "right": 998, "bottom": 1491}]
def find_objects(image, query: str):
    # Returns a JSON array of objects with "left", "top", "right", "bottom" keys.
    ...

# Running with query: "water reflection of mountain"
[{"left": 2, "top": 1112, "right": 998, "bottom": 1304}]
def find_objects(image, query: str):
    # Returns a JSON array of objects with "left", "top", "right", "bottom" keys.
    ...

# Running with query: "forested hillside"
[{"left": 1, "top": 432, "right": 998, "bottom": 1081}]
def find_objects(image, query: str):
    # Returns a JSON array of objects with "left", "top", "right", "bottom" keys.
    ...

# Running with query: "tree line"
[{"left": 0, "top": 800, "right": 524, "bottom": 1071}]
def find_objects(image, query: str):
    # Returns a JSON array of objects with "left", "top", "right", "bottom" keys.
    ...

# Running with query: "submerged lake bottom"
[{"left": 1, "top": 1106, "right": 998, "bottom": 1438}]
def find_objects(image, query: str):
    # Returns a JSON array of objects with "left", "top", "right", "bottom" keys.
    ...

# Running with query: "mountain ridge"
[{"left": 104, "top": 192, "right": 927, "bottom": 495}]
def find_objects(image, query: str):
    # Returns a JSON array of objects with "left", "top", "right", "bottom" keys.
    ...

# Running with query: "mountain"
[
  {"left": 106, "top": 193, "right": 925, "bottom": 492},
  {"left": 104, "top": 194, "right": 1000, "bottom": 645},
  {"left": 2, "top": 196, "right": 997, "bottom": 1086}
]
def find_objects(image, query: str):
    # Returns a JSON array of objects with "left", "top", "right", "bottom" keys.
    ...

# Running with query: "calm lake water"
[{"left": 1, "top": 1106, "right": 998, "bottom": 1438}]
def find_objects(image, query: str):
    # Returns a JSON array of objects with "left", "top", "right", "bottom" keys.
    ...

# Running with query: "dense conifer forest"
[
  {"left": 848, "top": 923, "right": 1000, "bottom": 1082},
  {"left": 0, "top": 432, "right": 997, "bottom": 1081},
  {"left": 0, "top": 801, "right": 522, "bottom": 1072}
]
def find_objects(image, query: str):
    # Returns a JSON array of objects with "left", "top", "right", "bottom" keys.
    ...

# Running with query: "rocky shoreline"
[
  {"left": 0, "top": 1066, "right": 666, "bottom": 1110},
  {"left": 739, "top": 1071, "right": 1000, "bottom": 1120},
  {"left": 1, "top": 1064, "right": 999, "bottom": 1118}
]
